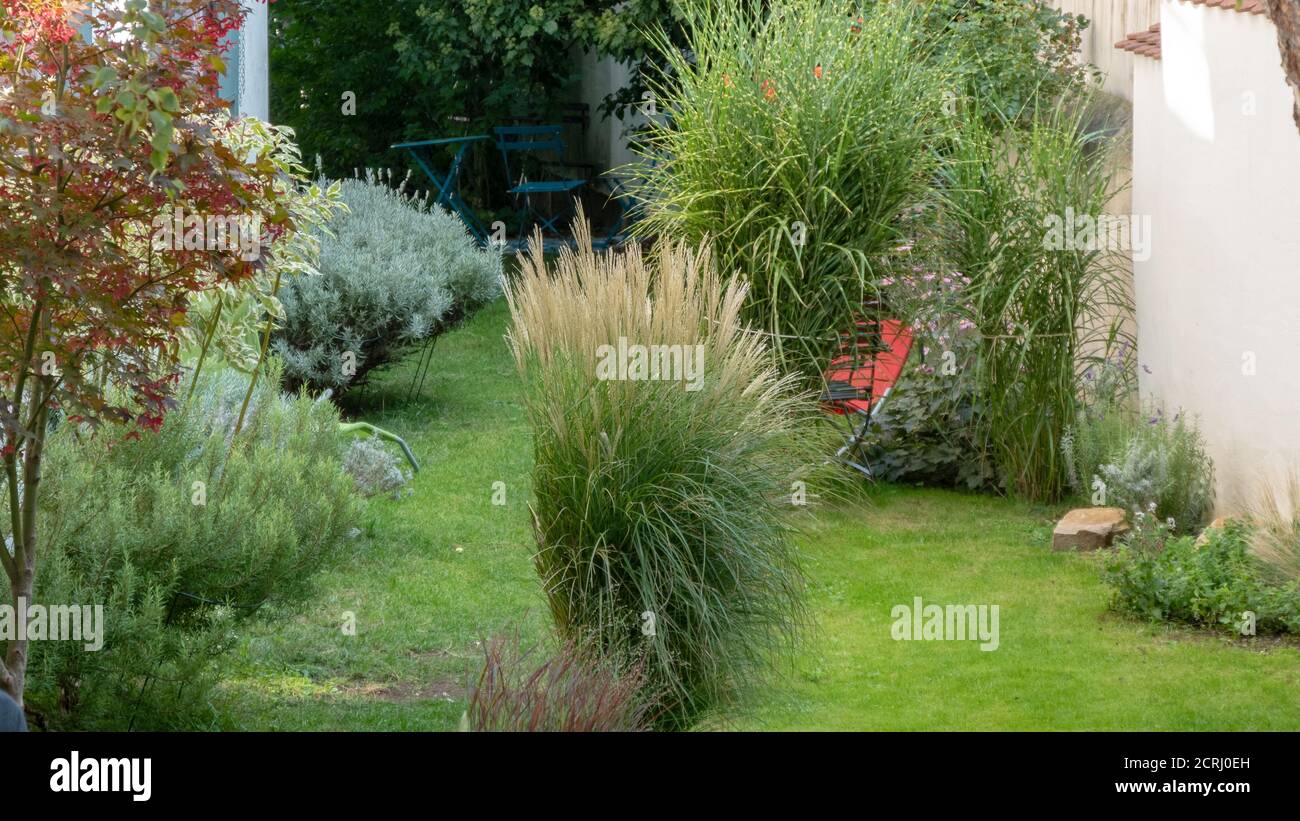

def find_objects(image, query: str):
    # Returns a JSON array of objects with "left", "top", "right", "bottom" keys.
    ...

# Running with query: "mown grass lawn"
[{"left": 215, "top": 299, "right": 1300, "bottom": 731}]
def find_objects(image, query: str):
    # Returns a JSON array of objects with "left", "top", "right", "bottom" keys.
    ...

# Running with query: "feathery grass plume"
[
  {"left": 632, "top": 0, "right": 955, "bottom": 384},
  {"left": 1245, "top": 473, "right": 1300, "bottom": 584},
  {"left": 505, "top": 215, "right": 820, "bottom": 727}
]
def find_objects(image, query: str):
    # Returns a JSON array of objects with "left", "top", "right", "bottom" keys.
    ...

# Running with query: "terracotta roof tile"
[
  {"left": 1116, "top": 24, "right": 1163, "bottom": 60},
  {"left": 1115, "top": 1, "right": 1270, "bottom": 60},
  {"left": 1180, "top": 0, "right": 1267, "bottom": 14}
]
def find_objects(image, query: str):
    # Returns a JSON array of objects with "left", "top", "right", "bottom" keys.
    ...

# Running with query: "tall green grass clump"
[
  {"left": 938, "top": 98, "right": 1132, "bottom": 501},
  {"left": 634, "top": 0, "right": 954, "bottom": 381},
  {"left": 506, "top": 222, "right": 819, "bottom": 727}
]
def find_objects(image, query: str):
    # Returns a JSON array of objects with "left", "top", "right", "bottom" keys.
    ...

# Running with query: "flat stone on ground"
[
  {"left": 1194, "top": 516, "right": 1231, "bottom": 547},
  {"left": 1052, "top": 507, "right": 1129, "bottom": 552}
]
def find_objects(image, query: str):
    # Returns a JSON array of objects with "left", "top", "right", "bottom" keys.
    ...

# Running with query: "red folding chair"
[{"left": 821, "top": 314, "right": 914, "bottom": 477}]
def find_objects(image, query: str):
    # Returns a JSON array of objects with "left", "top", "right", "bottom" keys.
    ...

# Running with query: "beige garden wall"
[
  {"left": 1131, "top": 0, "right": 1300, "bottom": 512},
  {"left": 575, "top": 50, "right": 644, "bottom": 175},
  {"left": 1053, "top": 0, "right": 1162, "bottom": 100}
]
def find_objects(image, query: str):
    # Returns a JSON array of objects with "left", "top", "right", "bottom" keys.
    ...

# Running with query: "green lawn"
[{"left": 216, "top": 299, "right": 1300, "bottom": 731}]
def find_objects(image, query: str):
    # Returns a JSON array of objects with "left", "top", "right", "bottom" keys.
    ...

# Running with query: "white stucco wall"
[{"left": 1132, "top": 0, "right": 1300, "bottom": 511}]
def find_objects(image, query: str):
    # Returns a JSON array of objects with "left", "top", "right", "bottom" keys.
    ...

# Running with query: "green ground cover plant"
[{"left": 1105, "top": 519, "right": 1300, "bottom": 636}]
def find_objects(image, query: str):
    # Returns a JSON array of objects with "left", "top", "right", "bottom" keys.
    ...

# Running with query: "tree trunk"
[
  {"left": 0, "top": 380, "right": 49, "bottom": 709},
  {"left": 2, "top": 573, "right": 32, "bottom": 706},
  {"left": 1, "top": 463, "right": 36, "bottom": 707},
  {"left": 1264, "top": 0, "right": 1300, "bottom": 133}
]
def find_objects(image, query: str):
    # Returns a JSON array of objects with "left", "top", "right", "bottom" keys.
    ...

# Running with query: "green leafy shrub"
[
  {"left": 864, "top": 338, "right": 993, "bottom": 490},
  {"left": 182, "top": 117, "right": 345, "bottom": 380},
  {"left": 636, "top": 0, "right": 955, "bottom": 382},
  {"left": 1064, "top": 391, "right": 1214, "bottom": 532},
  {"left": 506, "top": 230, "right": 820, "bottom": 728},
  {"left": 464, "top": 634, "right": 655, "bottom": 732},
  {"left": 864, "top": 259, "right": 994, "bottom": 488},
  {"left": 272, "top": 173, "right": 502, "bottom": 394},
  {"left": 25, "top": 362, "right": 362, "bottom": 730},
  {"left": 894, "top": 0, "right": 1095, "bottom": 128},
  {"left": 1104, "top": 519, "right": 1300, "bottom": 635}
]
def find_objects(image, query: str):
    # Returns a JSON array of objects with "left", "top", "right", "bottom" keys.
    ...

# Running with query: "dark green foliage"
[
  {"left": 270, "top": 1, "right": 425, "bottom": 179},
  {"left": 864, "top": 343, "right": 995, "bottom": 490},
  {"left": 886, "top": 0, "right": 1095, "bottom": 127},
  {"left": 269, "top": 0, "right": 683, "bottom": 201}
]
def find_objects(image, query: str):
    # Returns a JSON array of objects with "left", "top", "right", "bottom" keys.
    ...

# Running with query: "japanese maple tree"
[{"left": 0, "top": 0, "right": 286, "bottom": 706}]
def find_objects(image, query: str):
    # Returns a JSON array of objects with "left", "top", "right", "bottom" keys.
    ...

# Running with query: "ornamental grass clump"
[
  {"left": 1244, "top": 473, "right": 1300, "bottom": 584},
  {"left": 938, "top": 97, "right": 1133, "bottom": 501},
  {"left": 634, "top": 0, "right": 955, "bottom": 382},
  {"left": 464, "top": 634, "right": 656, "bottom": 732},
  {"left": 506, "top": 221, "right": 820, "bottom": 728}
]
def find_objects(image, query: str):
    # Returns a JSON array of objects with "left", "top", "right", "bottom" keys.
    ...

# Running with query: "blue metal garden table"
[
  {"left": 391, "top": 135, "right": 491, "bottom": 244},
  {"left": 395, "top": 129, "right": 631, "bottom": 254},
  {"left": 389, "top": 135, "right": 493, "bottom": 400}
]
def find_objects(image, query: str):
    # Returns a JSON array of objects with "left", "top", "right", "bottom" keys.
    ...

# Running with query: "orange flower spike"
[{"left": 814, "top": 63, "right": 823, "bottom": 80}]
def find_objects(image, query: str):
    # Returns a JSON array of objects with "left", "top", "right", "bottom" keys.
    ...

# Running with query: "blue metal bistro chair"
[
  {"left": 494, "top": 125, "right": 586, "bottom": 238},
  {"left": 391, "top": 135, "right": 491, "bottom": 244}
]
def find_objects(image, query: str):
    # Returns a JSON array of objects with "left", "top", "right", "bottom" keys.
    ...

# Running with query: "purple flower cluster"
[{"left": 881, "top": 264, "right": 975, "bottom": 375}]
